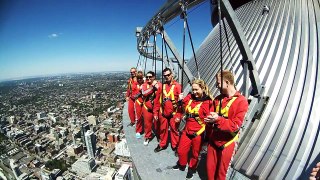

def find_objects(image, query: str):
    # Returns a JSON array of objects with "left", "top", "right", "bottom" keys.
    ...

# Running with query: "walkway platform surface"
[{"left": 123, "top": 103, "right": 206, "bottom": 180}]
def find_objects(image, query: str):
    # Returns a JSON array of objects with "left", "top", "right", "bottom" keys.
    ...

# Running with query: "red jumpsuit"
[
  {"left": 206, "top": 91, "right": 248, "bottom": 180},
  {"left": 131, "top": 83, "right": 143, "bottom": 134},
  {"left": 158, "top": 80, "right": 181, "bottom": 149},
  {"left": 126, "top": 77, "right": 137, "bottom": 124},
  {"left": 141, "top": 82, "right": 162, "bottom": 140},
  {"left": 176, "top": 93, "right": 213, "bottom": 170}
]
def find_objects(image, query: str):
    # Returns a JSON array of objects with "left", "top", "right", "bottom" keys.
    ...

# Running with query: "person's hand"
[
  {"left": 204, "top": 112, "right": 219, "bottom": 123},
  {"left": 152, "top": 80, "right": 157, "bottom": 86},
  {"left": 175, "top": 117, "right": 181, "bottom": 123},
  {"left": 154, "top": 83, "right": 159, "bottom": 89},
  {"left": 154, "top": 115, "right": 159, "bottom": 121},
  {"left": 178, "top": 93, "right": 184, "bottom": 101},
  {"left": 126, "top": 97, "right": 129, "bottom": 101},
  {"left": 309, "top": 162, "right": 320, "bottom": 180}
]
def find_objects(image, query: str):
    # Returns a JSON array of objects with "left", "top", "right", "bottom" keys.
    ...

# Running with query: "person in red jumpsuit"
[
  {"left": 126, "top": 67, "right": 137, "bottom": 127},
  {"left": 131, "top": 71, "right": 144, "bottom": 139},
  {"left": 154, "top": 68, "right": 181, "bottom": 153},
  {"left": 141, "top": 71, "right": 162, "bottom": 146},
  {"left": 172, "top": 79, "right": 213, "bottom": 180},
  {"left": 204, "top": 70, "right": 248, "bottom": 180}
]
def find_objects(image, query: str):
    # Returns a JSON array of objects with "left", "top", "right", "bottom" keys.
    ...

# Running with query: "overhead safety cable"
[
  {"left": 181, "top": 1, "right": 186, "bottom": 88},
  {"left": 162, "top": 31, "right": 190, "bottom": 85},
  {"left": 180, "top": 0, "right": 201, "bottom": 88},
  {"left": 136, "top": 54, "right": 141, "bottom": 70},
  {"left": 222, "top": 20, "right": 234, "bottom": 72},
  {"left": 185, "top": 6, "right": 200, "bottom": 79},
  {"left": 217, "top": 0, "right": 223, "bottom": 115},
  {"left": 152, "top": 35, "right": 156, "bottom": 76},
  {"left": 161, "top": 34, "right": 164, "bottom": 110},
  {"left": 163, "top": 31, "right": 171, "bottom": 69},
  {"left": 144, "top": 42, "right": 148, "bottom": 76}
]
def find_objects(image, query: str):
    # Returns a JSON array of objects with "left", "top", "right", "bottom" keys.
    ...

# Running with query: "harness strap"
[
  {"left": 215, "top": 97, "right": 237, "bottom": 118},
  {"left": 128, "top": 78, "right": 133, "bottom": 94},
  {"left": 160, "top": 83, "right": 178, "bottom": 113},
  {"left": 163, "top": 84, "right": 175, "bottom": 100},
  {"left": 143, "top": 104, "right": 153, "bottom": 113},
  {"left": 136, "top": 99, "right": 143, "bottom": 106},
  {"left": 142, "top": 84, "right": 154, "bottom": 112},
  {"left": 185, "top": 99, "right": 205, "bottom": 136},
  {"left": 214, "top": 133, "right": 239, "bottom": 150},
  {"left": 214, "top": 96, "right": 239, "bottom": 149}
]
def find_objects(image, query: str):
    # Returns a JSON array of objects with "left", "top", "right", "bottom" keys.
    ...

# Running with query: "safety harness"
[
  {"left": 143, "top": 84, "right": 156, "bottom": 113},
  {"left": 215, "top": 96, "right": 239, "bottom": 150},
  {"left": 160, "top": 83, "right": 177, "bottom": 117},
  {"left": 135, "top": 84, "right": 143, "bottom": 106},
  {"left": 185, "top": 99, "right": 205, "bottom": 136},
  {"left": 128, "top": 78, "right": 133, "bottom": 95}
]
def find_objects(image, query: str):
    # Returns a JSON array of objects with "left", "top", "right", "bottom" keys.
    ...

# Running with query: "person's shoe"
[
  {"left": 135, "top": 133, "right": 142, "bottom": 139},
  {"left": 154, "top": 145, "right": 166, "bottom": 153},
  {"left": 186, "top": 168, "right": 196, "bottom": 179},
  {"left": 143, "top": 139, "right": 150, "bottom": 146},
  {"left": 172, "top": 163, "right": 186, "bottom": 171},
  {"left": 127, "top": 122, "right": 135, "bottom": 127}
]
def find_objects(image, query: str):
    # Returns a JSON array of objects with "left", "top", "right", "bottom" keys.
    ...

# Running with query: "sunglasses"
[
  {"left": 163, "top": 74, "right": 171, "bottom": 77},
  {"left": 130, "top": 71, "right": 136, "bottom": 73},
  {"left": 146, "top": 76, "right": 153, "bottom": 79}
]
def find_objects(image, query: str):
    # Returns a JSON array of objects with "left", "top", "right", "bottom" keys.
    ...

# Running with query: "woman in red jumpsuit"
[
  {"left": 141, "top": 71, "right": 162, "bottom": 146},
  {"left": 172, "top": 79, "right": 213, "bottom": 179},
  {"left": 131, "top": 71, "right": 144, "bottom": 139}
]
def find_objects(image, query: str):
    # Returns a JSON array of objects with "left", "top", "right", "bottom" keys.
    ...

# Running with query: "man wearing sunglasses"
[
  {"left": 154, "top": 68, "right": 181, "bottom": 154},
  {"left": 126, "top": 67, "right": 137, "bottom": 127},
  {"left": 141, "top": 71, "right": 162, "bottom": 146}
]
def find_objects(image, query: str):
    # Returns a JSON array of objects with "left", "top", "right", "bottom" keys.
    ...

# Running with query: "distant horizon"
[
  {"left": 0, "top": 68, "right": 170, "bottom": 82},
  {"left": 0, "top": 70, "right": 129, "bottom": 82}
]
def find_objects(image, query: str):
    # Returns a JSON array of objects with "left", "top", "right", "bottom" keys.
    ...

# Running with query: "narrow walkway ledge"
[{"left": 122, "top": 102, "right": 206, "bottom": 180}]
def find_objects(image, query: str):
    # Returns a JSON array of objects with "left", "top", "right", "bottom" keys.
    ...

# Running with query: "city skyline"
[{"left": 0, "top": 0, "right": 212, "bottom": 81}]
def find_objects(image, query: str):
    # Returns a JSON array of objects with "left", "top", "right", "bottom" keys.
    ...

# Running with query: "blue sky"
[{"left": 0, "top": 0, "right": 212, "bottom": 81}]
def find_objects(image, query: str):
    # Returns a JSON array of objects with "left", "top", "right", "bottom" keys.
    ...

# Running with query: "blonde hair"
[
  {"left": 136, "top": 71, "right": 144, "bottom": 79},
  {"left": 192, "top": 79, "right": 213, "bottom": 100}
]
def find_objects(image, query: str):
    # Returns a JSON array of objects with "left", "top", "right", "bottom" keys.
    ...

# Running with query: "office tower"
[
  {"left": 81, "top": 122, "right": 90, "bottom": 145},
  {"left": 85, "top": 130, "right": 96, "bottom": 159}
]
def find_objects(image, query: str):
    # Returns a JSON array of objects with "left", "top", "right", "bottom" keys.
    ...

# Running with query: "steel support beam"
[{"left": 219, "top": 0, "right": 262, "bottom": 97}]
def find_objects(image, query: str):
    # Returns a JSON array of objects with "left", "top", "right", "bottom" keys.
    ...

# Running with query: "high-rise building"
[
  {"left": 9, "top": 159, "right": 21, "bottom": 180},
  {"left": 81, "top": 122, "right": 90, "bottom": 145},
  {"left": 85, "top": 130, "right": 96, "bottom": 159},
  {"left": 71, "top": 156, "right": 96, "bottom": 176},
  {"left": 114, "top": 164, "right": 132, "bottom": 180}
]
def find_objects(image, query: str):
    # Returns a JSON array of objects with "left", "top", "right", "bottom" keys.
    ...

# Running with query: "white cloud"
[{"left": 48, "top": 33, "right": 60, "bottom": 38}]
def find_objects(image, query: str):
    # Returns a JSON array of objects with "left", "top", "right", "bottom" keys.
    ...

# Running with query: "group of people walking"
[{"left": 126, "top": 67, "right": 248, "bottom": 180}]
